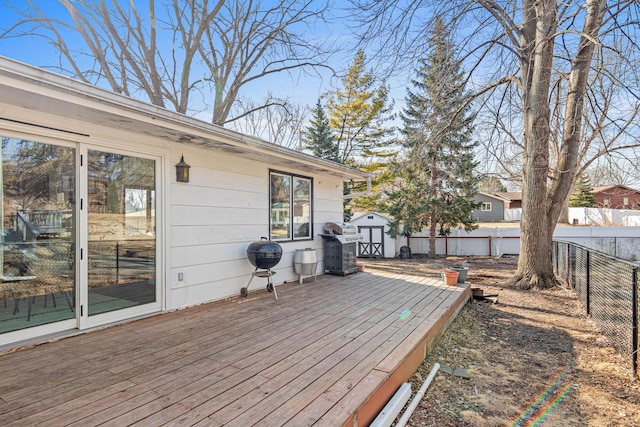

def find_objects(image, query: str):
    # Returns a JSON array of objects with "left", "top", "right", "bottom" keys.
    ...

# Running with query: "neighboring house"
[
  {"left": 350, "top": 211, "right": 396, "bottom": 258},
  {"left": 0, "top": 57, "right": 368, "bottom": 348},
  {"left": 592, "top": 185, "right": 640, "bottom": 209},
  {"left": 471, "top": 192, "right": 510, "bottom": 222},
  {"left": 495, "top": 191, "right": 522, "bottom": 209}
]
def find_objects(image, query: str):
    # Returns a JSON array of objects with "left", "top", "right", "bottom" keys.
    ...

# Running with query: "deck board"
[{"left": 0, "top": 270, "right": 469, "bottom": 426}]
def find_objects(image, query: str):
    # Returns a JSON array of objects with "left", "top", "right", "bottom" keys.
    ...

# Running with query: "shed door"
[{"left": 357, "top": 226, "right": 384, "bottom": 258}]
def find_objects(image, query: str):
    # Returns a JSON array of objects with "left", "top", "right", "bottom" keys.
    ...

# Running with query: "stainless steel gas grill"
[{"left": 320, "top": 222, "right": 363, "bottom": 276}]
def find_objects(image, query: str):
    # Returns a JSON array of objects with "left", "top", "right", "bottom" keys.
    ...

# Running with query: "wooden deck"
[{"left": 0, "top": 270, "right": 469, "bottom": 426}]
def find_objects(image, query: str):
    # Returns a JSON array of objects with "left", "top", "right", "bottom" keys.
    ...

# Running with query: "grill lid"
[
  {"left": 324, "top": 222, "right": 357, "bottom": 235},
  {"left": 246, "top": 237, "right": 283, "bottom": 269}
]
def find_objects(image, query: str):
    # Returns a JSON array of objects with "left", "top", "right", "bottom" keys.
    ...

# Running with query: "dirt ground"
[{"left": 364, "top": 255, "right": 640, "bottom": 427}]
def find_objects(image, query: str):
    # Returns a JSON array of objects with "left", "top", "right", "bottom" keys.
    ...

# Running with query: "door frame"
[
  {"left": 0, "top": 124, "right": 167, "bottom": 347},
  {"left": 77, "top": 142, "right": 165, "bottom": 330},
  {"left": 0, "top": 128, "right": 79, "bottom": 347}
]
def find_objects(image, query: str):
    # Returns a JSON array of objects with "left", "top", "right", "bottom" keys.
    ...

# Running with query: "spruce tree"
[
  {"left": 387, "top": 17, "right": 479, "bottom": 257},
  {"left": 303, "top": 99, "right": 338, "bottom": 162},
  {"left": 569, "top": 175, "right": 596, "bottom": 207}
]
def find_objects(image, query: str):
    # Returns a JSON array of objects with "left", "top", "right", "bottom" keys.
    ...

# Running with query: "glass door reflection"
[
  {"left": 1, "top": 137, "right": 75, "bottom": 333},
  {"left": 87, "top": 150, "right": 156, "bottom": 316}
]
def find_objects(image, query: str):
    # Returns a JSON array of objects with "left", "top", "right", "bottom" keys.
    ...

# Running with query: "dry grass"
[{"left": 364, "top": 255, "right": 640, "bottom": 426}]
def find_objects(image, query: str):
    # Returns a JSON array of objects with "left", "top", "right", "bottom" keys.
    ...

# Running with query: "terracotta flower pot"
[{"left": 442, "top": 270, "right": 459, "bottom": 286}]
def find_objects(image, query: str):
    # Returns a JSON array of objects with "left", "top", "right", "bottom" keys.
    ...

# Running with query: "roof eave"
[{"left": 0, "top": 56, "right": 370, "bottom": 181}]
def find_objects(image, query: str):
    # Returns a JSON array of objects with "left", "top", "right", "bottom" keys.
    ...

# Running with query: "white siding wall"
[
  {"left": 0, "top": 104, "right": 347, "bottom": 312},
  {"left": 167, "top": 144, "right": 345, "bottom": 309}
]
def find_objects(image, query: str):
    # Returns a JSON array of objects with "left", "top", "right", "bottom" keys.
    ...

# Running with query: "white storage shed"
[{"left": 350, "top": 212, "right": 396, "bottom": 259}]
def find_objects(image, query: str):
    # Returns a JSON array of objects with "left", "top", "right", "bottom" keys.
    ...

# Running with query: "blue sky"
[
  {"left": 0, "top": 1, "right": 410, "bottom": 121},
  {"left": 4, "top": 1, "right": 637, "bottom": 187}
]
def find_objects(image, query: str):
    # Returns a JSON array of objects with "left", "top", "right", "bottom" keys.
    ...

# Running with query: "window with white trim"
[
  {"left": 481, "top": 202, "right": 492, "bottom": 211},
  {"left": 269, "top": 171, "right": 312, "bottom": 241},
  {"left": 603, "top": 198, "right": 610, "bottom": 207}
]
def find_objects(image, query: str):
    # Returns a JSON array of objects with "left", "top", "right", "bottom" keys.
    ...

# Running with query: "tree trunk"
[
  {"left": 428, "top": 154, "right": 438, "bottom": 257},
  {"left": 558, "top": 203, "right": 569, "bottom": 225},
  {"left": 512, "top": 0, "right": 605, "bottom": 289},
  {"left": 512, "top": 0, "right": 558, "bottom": 289},
  {"left": 428, "top": 210, "right": 437, "bottom": 258}
]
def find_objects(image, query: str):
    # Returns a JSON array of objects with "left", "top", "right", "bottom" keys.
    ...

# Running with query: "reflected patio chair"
[
  {"left": 0, "top": 275, "right": 37, "bottom": 316},
  {"left": 22, "top": 255, "right": 74, "bottom": 321}
]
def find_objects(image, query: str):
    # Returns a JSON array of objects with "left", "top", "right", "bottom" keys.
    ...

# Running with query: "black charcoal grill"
[
  {"left": 242, "top": 237, "right": 283, "bottom": 300},
  {"left": 320, "top": 222, "right": 363, "bottom": 276}
]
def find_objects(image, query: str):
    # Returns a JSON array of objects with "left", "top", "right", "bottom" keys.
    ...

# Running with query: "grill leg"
[
  {"left": 268, "top": 270, "right": 278, "bottom": 301},
  {"left": 242, "top": 269, "right": 278, "bottom": 300},
  {"left": 241, "top": 268, "right": 259, "bottom": 297},
  {"left": 246, "top": 268, "right": 258, "bottom": 291}
]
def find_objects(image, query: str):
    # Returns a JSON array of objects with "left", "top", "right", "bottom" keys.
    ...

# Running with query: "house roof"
[
  {"left": 494, "top": 191, "right": 522, "bottom": 201},
  {"left": 592, "top": 185, "right": 640, "bottom": 194},
  {"left": 0, "top": 56, "right": 370, "bottom": 181},
  {"left": 477, "top": 192, "right": 511, "bottom": 202}
]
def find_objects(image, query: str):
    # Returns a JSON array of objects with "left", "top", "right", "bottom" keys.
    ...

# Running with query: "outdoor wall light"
[{"left": 175, "top": 155, "right": 191, "bottom": 183}]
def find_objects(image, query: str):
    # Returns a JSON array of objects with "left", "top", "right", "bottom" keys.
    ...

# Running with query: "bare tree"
[
  {"left": 2, "top": 0, "right": 333, "bottom": 125},
  {"left": 228, "top": 95, "right": 309, "bottom": 149},
  {"left": 587, "top": 151, "right": 640, "bottom": 186},
  {"left": 480, "top": 45, "right": 640, "bottom": 215},
  {"left": 351, "top": 0, "right": 640, "bottom": 289}
]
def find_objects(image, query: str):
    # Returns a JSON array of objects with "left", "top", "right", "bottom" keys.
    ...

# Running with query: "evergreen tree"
[
  {"left": 346, "top": 163, "right": 394, "bottom": 213},
  {"left": 569, "top": 175, "right": 596, "bottom": 207},
  {"left": 326, "top": 49, "right": 394, "bottom": 165},
  {"left": 325, "top": 50, "right": 395, "bottom": 217},
  {"left": 387, "top": 17, "right": 479, "bottom": 257},
  {"left": 479, "top": 176, "right": 507, "bottom": 194},
  {"left": 303, "top": 99, "right": 338, "bottom": 161}
]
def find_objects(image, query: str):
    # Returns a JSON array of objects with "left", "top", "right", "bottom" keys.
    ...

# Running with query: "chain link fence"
[{"left": 553, "top": 240, "right": 639, "bottom": 378}]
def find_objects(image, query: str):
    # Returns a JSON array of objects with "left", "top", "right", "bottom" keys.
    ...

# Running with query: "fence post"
[
  {"left": 116, "top": 241, "right": 120, "bottom": 285},
  {"left": 632, "top": 267, "right": 638, "bottom": 380},
  {"left": 567, "top": 244, "right": 571, "bottom": 285},
  {"left": 586, "top": 251, "right": 590, "bottom": 315}
]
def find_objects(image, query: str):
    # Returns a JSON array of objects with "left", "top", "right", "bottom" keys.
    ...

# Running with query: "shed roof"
[
  {"left": 0, "top": 56, "right": 369, "bottom": 181},
  {"left": 350, "top": 211, "right": 393, "bottom": 222}
]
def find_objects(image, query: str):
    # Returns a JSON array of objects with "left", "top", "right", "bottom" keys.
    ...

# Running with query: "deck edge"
[{"left": 343, "top": 283, "right": 471, "bottom": 427}]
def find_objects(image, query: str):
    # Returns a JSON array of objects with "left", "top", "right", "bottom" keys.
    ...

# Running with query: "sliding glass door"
[
  {"left": 1, "top": 136, "right": 160, "bottom": 342},
  {"left": 86, "top": 150, "right": 157, "bottom": 317},
  {"left": 0, "top": 137, "right": 76, "bottom": 334}
]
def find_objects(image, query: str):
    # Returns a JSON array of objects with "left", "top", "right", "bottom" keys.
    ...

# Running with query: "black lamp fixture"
[{"left": 175, "top": 155, "right": 191, "bottom": 183}]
